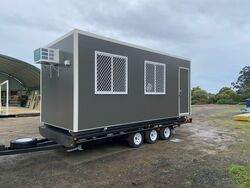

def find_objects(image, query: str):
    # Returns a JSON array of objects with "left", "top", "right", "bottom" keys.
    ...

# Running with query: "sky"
[{"left": 0, "top": 0, "right": 249, "bottom": 93}]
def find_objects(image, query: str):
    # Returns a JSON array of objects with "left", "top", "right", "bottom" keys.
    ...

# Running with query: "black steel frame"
[
  {"left": 0, "top": 116, "right": 192, "bottom": 156},
  {"left": 0, "top": 139, "right": 63, "bottom": 156}
]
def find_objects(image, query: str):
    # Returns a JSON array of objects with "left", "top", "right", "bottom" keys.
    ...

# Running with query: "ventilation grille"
[
  {"left": 144, "top": 61, "right": 166, "bottom": 94},
  {"left": 95, "top": 51, "right": 128, "bottom": 94}
]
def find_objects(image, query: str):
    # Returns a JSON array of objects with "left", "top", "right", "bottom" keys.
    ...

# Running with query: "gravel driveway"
[{"left": 0, "top": 105, "right": 249, "bottom": 188}]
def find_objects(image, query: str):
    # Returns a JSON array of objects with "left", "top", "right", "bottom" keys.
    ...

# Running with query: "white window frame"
[
  {"left": 144, "top": 60, "right": 166, "bottom": 95},
  {"left": 95, "top": 51, "right": 128, "bottom": 95}
]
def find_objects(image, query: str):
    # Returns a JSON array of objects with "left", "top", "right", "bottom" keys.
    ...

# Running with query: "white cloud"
[{"left": 0, "top": 0, "right": 249, "bottom": 93}]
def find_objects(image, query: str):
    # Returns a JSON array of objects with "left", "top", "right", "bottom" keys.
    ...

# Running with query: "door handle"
[{"left": 179, "top": 90, "right": 182, "bottom": 96}]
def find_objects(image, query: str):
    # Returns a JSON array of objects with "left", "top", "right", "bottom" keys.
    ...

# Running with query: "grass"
[
  {"left": 224, "top": 119, "right": 250, "bottom": 152},
  {"left": 229, "top": 141, "right": 250, "bottom": 152},
  {"left": 206, "top": 106, "right": 250, "bottom": 187},
  {"left": 229, "top": 164, "right": 250, "bottom": 188},
  {"left": 208, "top": 105, "right": 250, "bottom": 151}
]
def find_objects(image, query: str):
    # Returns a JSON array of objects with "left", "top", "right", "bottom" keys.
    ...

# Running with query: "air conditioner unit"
[{"left": 34, "top": 48, "right": 59, "bottom": 65}]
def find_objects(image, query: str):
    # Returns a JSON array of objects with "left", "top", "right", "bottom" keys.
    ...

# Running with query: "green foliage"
[
  {"left": 232, "top": 66, "right": 250, "bottom": 93},
  {"left": 239, "top": 87, "right": 250, "bottom": 101},
  {"left": 216, "top": 87, "right": 240, "bottom": 104},
  {"left": 218, "top": 87, "right": 231, "bottom": 94},
  {"left": 191, "top": 66, "right": 250, "bottom": 105},
  {"left": 208, "top": 93, "right": 216, "bottom": 104},
  {"left": 191, "top": 87, "right": 208, "bottom": 104},
  {"left": 192, "top": 87, "right": 241, "bottom": 105},
  {"left": 229, "top": 164, "right": 250, "bottom": 188}
]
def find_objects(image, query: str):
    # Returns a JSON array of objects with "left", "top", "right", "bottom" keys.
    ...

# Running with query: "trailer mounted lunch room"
[
  {"left": 34, "top": 29, "right": 191, "bottom": 148},
  {"left": 0, "top": 29, "right": 191, "bottom": 155}
]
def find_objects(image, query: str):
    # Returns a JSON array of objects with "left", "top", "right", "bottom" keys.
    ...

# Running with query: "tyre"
[
  {"left": 145, "top": 129, "right": 158, "bottom": 144},
  {"left": 127, "top": 132, "right": 143, "bottom": 148},
  {"left": 159, "top": 127, "right": 172, "bottom": 140},
  {"left": 10, "top": 137, "right": 37, "bottom": 149}
]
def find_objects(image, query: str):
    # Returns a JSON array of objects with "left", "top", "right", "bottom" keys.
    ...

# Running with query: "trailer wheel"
[
  {"left": 145, "top": 129, "right": 158, "bottom": 144},
  {"left": 159, "top": 127, "right": 172, "bottom": 140},
  {"left": 127, "top": 132, "right": 143, "bottom": 148},
  {"left": 10, "top": 137, "right": 37, "bottom": 149}
]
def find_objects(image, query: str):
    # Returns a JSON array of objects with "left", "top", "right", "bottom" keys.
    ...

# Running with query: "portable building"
[{"left": 37, "top": 29, "right": 191, "bottom": 147}]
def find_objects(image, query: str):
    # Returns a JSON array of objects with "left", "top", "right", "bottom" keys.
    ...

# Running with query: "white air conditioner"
[{"left": 34, "top": 48, "right": 59, "bottom": 65}]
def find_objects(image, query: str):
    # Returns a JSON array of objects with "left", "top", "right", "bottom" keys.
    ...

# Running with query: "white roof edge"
[
  {"left": 45, "top": 29, "right": 76, "bottom": 47},
  {"left": 47, "top": 28, "right": 191, "bottom": 62}
]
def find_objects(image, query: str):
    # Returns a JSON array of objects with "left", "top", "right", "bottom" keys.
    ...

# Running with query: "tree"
[
  {"left": 216, "top": 87, "right": 239, "bottom": 104},
  {"left": 240, "top": 87, "right": 250, "bottom": 100},
  {"left": 218, "top": 87, "right": 233, "bottom": 94},
  {"left": 208, "top": 93, "right": 217, "bottom": 104},
  {"left": 232, "top": 66, "right": 250, "bottom": 92},
  {"left": 191, "top": 87, "right": 208, "bottom": 104}
]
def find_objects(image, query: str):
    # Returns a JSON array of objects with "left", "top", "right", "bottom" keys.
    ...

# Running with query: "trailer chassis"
[
  {"left": 0, "top": 139, "right": 63, "bottom": 156},
  {"left": 0, "top": 116, "right": 192, "bottom": 156}
]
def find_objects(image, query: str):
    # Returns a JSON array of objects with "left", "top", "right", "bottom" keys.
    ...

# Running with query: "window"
[
  {"left": 144, "top": 61, "right": 166, "bottom": 94},
  {"left": 95, "top": 51, "right": 128, "bottom": 94}
]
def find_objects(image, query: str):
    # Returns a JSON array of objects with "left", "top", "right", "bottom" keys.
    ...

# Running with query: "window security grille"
[
  {"left": 144, "top": 61, "right": 166, "bottom": 94},
  {"left": 95, "top": 51, "right": 128, "bottom": 94}
]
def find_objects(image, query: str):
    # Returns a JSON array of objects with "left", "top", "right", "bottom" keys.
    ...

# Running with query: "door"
[{"left": 179, "top": 67, "right": 190, "bottom": 116}]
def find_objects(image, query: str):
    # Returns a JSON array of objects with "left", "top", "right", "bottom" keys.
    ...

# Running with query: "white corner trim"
[
  {"left": 40, "top": 64, "right": 42, "bottom": 123},
  {"left": 73, "top": 30, "right": 79, "bottom": 132},
  {"left": 189, "top": 63, "right": 192, "bottom": 116}
]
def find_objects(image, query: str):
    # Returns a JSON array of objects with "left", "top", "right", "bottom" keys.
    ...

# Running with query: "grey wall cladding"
[{"left": 78, "top": 33, "right": 190, "bottom": 131}]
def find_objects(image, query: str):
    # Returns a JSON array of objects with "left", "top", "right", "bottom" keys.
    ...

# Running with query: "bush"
[
  {"left": 216, "top": 87, "right": 239, "bottom": 104},
  {"left": 191, "top": 87, "right": 208, "bottom": 104},
  {"left": 208, "top": 93, "right": 217, "bottom": 104},
  {"left": 239, "top": 87, "right": 250, "bottom": 101}
]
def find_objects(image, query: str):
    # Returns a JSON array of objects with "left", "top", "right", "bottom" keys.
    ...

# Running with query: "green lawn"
[{"left": 229, "top": 164, "right": 250, "bottom": 188}]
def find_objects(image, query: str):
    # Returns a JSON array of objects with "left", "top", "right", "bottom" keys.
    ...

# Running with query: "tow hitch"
[{"left": 0, "top": 137, "right": 63, "bottom": 156}]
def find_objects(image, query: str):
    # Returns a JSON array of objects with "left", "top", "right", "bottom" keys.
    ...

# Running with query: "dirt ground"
[{"left": 0, "top": 105, "right": 249, "bottom": 188}]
